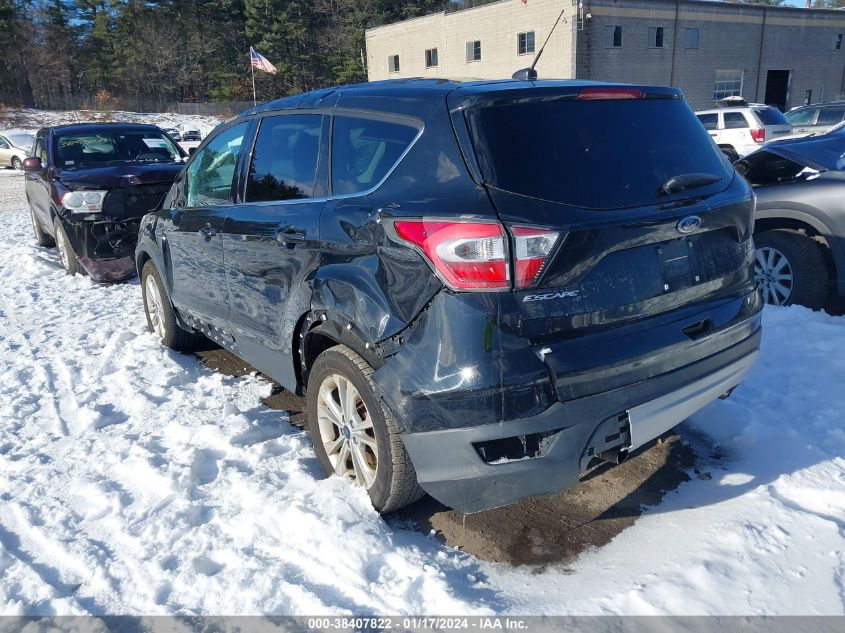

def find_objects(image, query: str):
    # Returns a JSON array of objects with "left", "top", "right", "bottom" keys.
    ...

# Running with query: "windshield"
[
  {"left": 466, "top": 97, "right": 733, "bottom": 210},
  {"left": 7, "top": 133, "right": 34, "bottom": 151},
  {"left": 54, "top": 129, "right": 183, "bottom": 169}
]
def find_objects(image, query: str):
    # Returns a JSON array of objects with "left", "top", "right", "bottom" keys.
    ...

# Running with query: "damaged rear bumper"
[{"left": 399, "top": 327, "right": 760, "bottom": 514}]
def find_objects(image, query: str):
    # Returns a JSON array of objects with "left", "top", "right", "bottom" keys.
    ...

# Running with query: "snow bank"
[{"left": 0, "top": 168, "right": 843, "bottom": 615}]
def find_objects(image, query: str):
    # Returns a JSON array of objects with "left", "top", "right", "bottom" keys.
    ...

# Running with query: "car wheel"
[
  {"left": 141, "top": 261, "right": 206, "bottom": 351},
  {"left": 306, "top": 344, "right": 424, "bottom": 513},
  {"left": 30, "top": 208, "right": 54, "bottom": 247},
  {"left": 721, "top": 146, "right": 740, "bottom": 163},
  {"left": 754, "top": 230, "right": 828, "bottom": 309},
  {"left": 53, "top": 218, "right": 83, "bottom": 276},
  {"left": 11, "top": 156, "right": 22, "bottom": 171}
]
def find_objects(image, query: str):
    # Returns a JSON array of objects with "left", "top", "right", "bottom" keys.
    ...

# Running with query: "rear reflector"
[
  {"left": 511, "top": 226, "right": 563, "bottom": 288},
  {"left": 394, "top": 220, "right": 509, "bottom": 290},
  {"left": 576, "top": 87, "right": 644, "bottom": 100},
  {"left": 750, "top": 128, "right": 766, "bottom": 142}
]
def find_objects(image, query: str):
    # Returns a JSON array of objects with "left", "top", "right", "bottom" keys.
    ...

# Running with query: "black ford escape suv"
[
  {"left": 136, "top": 79, "right": 762, "bottom": 513},
  {"left": 24, "top": 123, "right": 186, "bottom": 282}
]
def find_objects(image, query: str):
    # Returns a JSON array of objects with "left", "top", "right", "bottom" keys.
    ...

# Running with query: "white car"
[
  {"left": 695, "top": 104, "right": 792, "bottom": 161},
  {"left": 0, "top": 131, "right": 34, "bottom": 170}
]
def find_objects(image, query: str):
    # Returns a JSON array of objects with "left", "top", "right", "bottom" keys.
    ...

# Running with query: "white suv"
[{"left": 695, "top": 104, "right": 792, "bottom": 161}]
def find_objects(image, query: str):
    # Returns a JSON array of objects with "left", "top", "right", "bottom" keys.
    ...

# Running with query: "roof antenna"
[{"left": 512, "top": 7, "right": 568, "bottom": 81}]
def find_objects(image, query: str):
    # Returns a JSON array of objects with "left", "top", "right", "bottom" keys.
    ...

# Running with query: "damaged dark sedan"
[{"left": 24, "top": 123, "right": 186, "bottom": 282}]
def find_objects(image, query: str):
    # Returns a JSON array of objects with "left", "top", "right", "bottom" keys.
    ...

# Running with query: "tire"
[
  {"left": 754, "top": 230, "right": 828, "bottom": 310},
  {"left": 11, "top": 156, "right": 22, "bottom": 171},
  {"left": 306, "top": 344, "right": 424, "bottom": 513},
  {"left": 53, "top": 218, "right": 83, "bottom": 276},
  {"left": 141, "top": 261, "right": 205, "bottom": 351},
  {"left": 720, "top": 146, "right": 740, "bottom": 163},
  {"left": 30, "top": 207, "right": 54, "bottom": 247}
]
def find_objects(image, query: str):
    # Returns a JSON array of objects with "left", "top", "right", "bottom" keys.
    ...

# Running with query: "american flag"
[{"left": 250, "top": 47, "right": 278, "bottom": 75}]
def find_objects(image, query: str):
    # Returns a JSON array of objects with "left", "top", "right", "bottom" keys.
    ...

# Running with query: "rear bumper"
[{"left": 400, "top": 327, "right": 760, "bottom": 513}]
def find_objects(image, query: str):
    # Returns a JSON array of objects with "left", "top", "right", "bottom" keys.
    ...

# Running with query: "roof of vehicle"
[
  {"left": 44, "top": 122, "right": 162, "bottom": 134},
  {"left": 695, "top": 105, "right": 772, "bottom": 115},
  {"left": 789, "top": 102, "right": 845, "bottom": 110},
  {"left": 752, "top": 132, "right": 845, "bottom": 171},
  {"left": 238, "top": 78, "right": 684, "bottom": 117}
]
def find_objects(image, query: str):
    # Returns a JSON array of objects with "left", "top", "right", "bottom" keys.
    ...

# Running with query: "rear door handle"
[
  {"left": 199, "top": 224, "right": 217, "bottom": 240},
  {"left": 276, "top": 226, "right": 306, "bottom": 246}
]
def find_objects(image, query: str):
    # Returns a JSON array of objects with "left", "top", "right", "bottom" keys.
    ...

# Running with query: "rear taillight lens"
[
  {"left": 511, "top": 226, "right": 562, "bottom": 288},
  {"left": 394, "top": 220, "right": 509, "bottom": 290},
  {"left": 394, "top": 220, "right": 563, "bottom": 291},
  {"left": 576, "top": 87, "right": 644, "bottom": 100},
  {"left": 750, "top": 128, "right": 766, "bottom": 142}
]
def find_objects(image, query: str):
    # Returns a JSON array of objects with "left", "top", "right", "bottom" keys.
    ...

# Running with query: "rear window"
[
  {"left": 753, "top": 107, "right": 788, "bottom": 126},
  {"left": 466, "top": 98, "right": 732, "bottom": 210}
]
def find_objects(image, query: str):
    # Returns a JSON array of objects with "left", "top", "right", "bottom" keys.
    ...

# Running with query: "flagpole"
[{"left": 250, "top": 47, "right": 257, "bottom": 106}]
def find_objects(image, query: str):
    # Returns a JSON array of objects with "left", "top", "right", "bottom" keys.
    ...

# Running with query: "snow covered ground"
[{"left": 0, "top": 166, "right": 844, "bottom": 616}]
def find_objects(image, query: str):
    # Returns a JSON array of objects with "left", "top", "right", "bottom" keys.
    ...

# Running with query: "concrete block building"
[{"left": 365, "top": 0, "right": 845, "bottom": 111}]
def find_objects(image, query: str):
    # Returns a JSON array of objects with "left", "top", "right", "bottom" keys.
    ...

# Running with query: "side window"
[
  {"left": 787, "top": 108, "right": 818, "bottom": 126},
  {"left": 0, "top": 136, "right": 9, "bottom": 149},
  {"left": 697, "top": 113, "right": 718, "bottom": 130},
  {"left": 186, "top": 122, "right": 249, "bottom": 207},
  {"left": 245, "top": 114, "right": 323, "bottom": 202},
  {"left": 331, "top": 116, "right": 418, "bottom": 195},
  {"left": 723, "top": 112, "right": 748, "bottom": 129},
  {"left": 818, "top": 107, "right": 845, "bottom": 126}
]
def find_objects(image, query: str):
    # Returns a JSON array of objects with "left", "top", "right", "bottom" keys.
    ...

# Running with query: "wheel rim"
[
  {"left": 316, "top": 373, "right": 378, "bottom": 489},
  {"left": 754, "top": 246, "right": 794, "bottom": 306},
  {"left": 12, "top": 157, "right": 22, "bottom": 170},
  {"left": 55, "top": 227, "right": 71, "bottom": 271},
  {"left": 144, "top": 275, "right": 166, "bottom": 339}
]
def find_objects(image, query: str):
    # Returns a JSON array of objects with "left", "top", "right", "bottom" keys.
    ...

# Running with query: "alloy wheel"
[
  {"left": 144, "top": 275, "right": 166, "bottom": 339},
  {"left": 12, "top": 157, "right": 22, "bottom": 170},
  {"left": 315, "top": 372, "right": 378, "bottom": 489},
  {"left": 754, "top": 246, "right": 794, "bottom": 306},
  {"left": 55, "top": 228, "right": 71, "bottom": 271}
]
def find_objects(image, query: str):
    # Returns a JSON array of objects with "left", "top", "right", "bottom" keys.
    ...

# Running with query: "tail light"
[
  {"left": 511, "top": 227, "right": 562, "bottom": 288},
  {"left": 576, "top": 87, "right": 643, "bottom": 100},
  {"left": 750, "top": 128, "right": 766, "bottom": 143},
  {"left": 393, "top": 220, "right": 562, "bottom": 291}
]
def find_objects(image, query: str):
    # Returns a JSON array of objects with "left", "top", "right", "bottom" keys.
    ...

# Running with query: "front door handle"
[
  {"left": 199, "top": 224, "right": 217, "bottom": 240},
  {"left": 276, "top": 225, "right": 306, "bottom": 246}
]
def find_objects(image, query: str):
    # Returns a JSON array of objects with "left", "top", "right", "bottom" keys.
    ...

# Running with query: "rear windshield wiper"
[{"left": 659, "top": 173, "right": 722, "bottom": 196}]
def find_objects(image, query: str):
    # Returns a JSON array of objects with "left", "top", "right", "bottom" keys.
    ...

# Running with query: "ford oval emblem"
[{"left": 677, "top": 216, "right": 701, "bottom": 234}]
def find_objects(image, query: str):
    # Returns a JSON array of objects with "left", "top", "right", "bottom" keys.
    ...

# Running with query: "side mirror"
[
  {"left": 188, "top": 147, "right": 197, "bottom": 156},
  {"left": 22, "top": 157, "right": 42, "bottom": 172}
]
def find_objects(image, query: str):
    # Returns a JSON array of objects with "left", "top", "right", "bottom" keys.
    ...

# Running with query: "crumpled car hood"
[{"left": 58, "top": 162, "right": 184, "bottom": 189}]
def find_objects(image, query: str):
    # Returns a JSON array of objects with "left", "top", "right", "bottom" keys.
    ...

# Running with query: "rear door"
[
  {"left": 166, "top": 120, "right": 252, "bottom": 326},
  {"left": 814, "top": 106, "right": 845, "bottom": 135},
  {"left": 221, "top": 112, "right": 327, "bottom": 387},
  {"left": 455, "top": 87, "right": 755, "bottom": 337},
  {"left": 786, "top": 106, "right": 819, "bottom": 136}
]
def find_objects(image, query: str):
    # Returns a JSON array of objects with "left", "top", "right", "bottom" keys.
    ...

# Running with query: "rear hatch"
[
  {"left": 449, "top": 84, "right": 756, "bottom": 341},
  {"left": 754, "top": 106, "right": 793, "bottom": 141}
]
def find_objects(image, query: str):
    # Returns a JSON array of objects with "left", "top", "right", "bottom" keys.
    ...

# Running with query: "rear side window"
[
  {"left": 753, "top": 107, "right": 788, "bottom": 126},
  {"left": 331, "top": 116, "right": 418, "bottom": 195},
  {"left": 246, "top": 114, "right": 323, "bottom": 202},
  {"left": 818, "top": 107, "right": 845, "bottom": 126},
  {"left": 466, "top": 98, "right": 732, "bottom": 210},
  {"left": 723, "top": 112, "right": 748, "bottom": 129},
  {"left": 697, "top": 113, "right": 718, "bottom": 130}
]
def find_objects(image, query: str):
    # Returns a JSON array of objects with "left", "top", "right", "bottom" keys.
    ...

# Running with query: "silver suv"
[{"left": 696, "top": 104, "right": 792, "bottom": 161}]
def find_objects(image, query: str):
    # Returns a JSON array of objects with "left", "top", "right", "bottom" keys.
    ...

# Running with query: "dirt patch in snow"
[{"left": 195, "top": 346, "right": 695, "bottom": 567}]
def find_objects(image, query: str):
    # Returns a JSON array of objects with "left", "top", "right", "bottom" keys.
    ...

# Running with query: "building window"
[
  {"left": 714, "top": 69, "right": 743, "bottom": 101},
  {"left": 648, "top": 26, "right": 664, "bottom": 48},
  {"left": 835, "top": 34, "right": 843, "bottom": 50},
  {"left": 685, "top": 28, "right": 700, "bottom": 49},
  {"left": 517, "top": 31, "right": 535, "bottom": 55},
  {"left": 466, "top": 40, "right": 481, "bottom": 62},
  {"left": 605, "top": 25, "right": 622, "bottom": 48},
  {"left": 388, "top": 54, "right": 400, "bottom": 73},
  {"left": 425, "top": 48, "right": 438, "bottom": 68}
]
